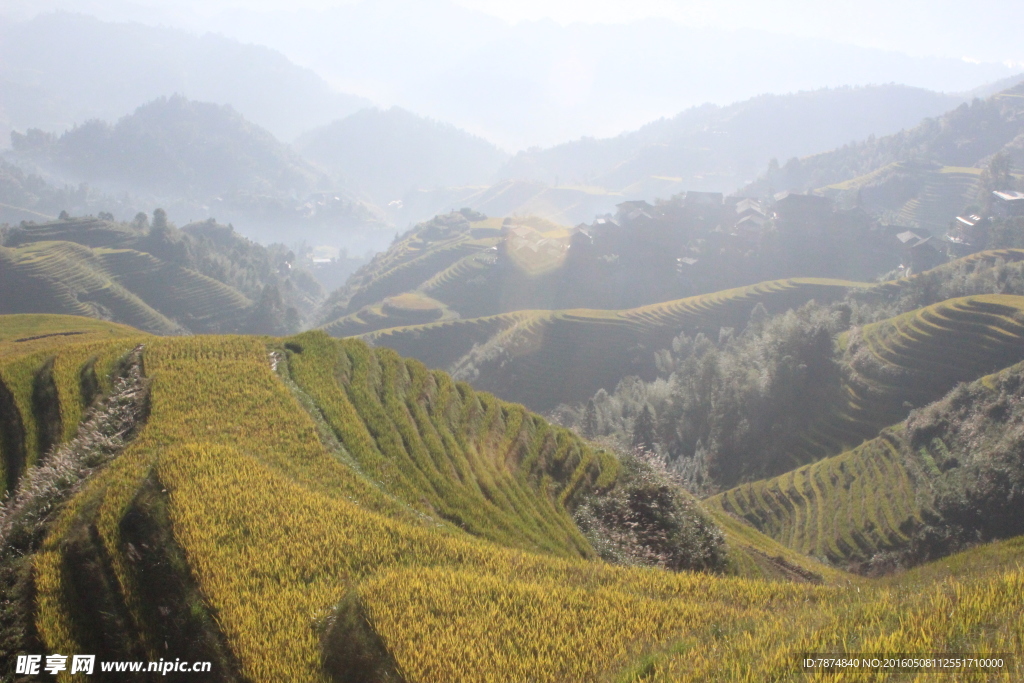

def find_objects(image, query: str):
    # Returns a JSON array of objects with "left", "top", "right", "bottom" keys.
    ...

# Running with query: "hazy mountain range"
[
  {"left": 6, "top": 80, "right": 1022, "bottom": 240},
  {"left": 296, "top": 107, "right": 509, "bottom": 204},
  {"left": 98, "top": 0, "right": 1023, "bottom": 150},
  {"left": 2, "top": 5, "right": 1022, "bottom": 153},
  {"left": 3, "top": 9, "right": 1022, "bottom": 246},
  {"left": 0, "top": 12, "right": 369, "bottom": 144}
]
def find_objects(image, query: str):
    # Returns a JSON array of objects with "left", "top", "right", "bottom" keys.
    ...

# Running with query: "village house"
[
  {"left": 772, "top": 191, "right": 832, "bottom": 226},
  {"left": 992, "top": 190, "right": 1024, "bottom": 218},
  {"left": 946, "top": 214, "right": 990, "bottom": 252},
  {"left": 896, "top": 229, "right": 944, "bottom": 273},
  {"left": 615, "top": 200, "right": 655, "bottom": 224}
]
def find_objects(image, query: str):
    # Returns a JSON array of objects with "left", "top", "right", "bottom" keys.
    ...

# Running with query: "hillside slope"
[
  {"left": 502, "top": 84, "right": 971, "bottom": 195},
  {"left": 1, "top": 317, "right": 1021, "bottom": 682},
  {"left": 744, "top": 81, "right": 1024, "bottom": 231},
  {"left": 323, "top": 197, "right": 896, "bottom": 342},
  {"left": 712, "top": 357, "right": 1024, "bottom": 571},
  {"left": 0, "top": 215, "right": 324, "bottom": 334},
  {"left": 363, "top": 278, "right": 864, "bottom": 412},
  {"left": 750, "top": 293, "right": 1024, "bottom": 477},
  {"left": 354, "top": 267, "right": 1024, "bottom": 423}
]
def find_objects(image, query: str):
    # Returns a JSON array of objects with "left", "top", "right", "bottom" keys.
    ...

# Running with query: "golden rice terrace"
[{"left": 0, "top": 314, "right": 1021, "bottom": 682}]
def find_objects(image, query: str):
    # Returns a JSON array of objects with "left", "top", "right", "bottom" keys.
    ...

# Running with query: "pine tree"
[
  {"left": 583, "top": 399, "right": 598, "bottom": 438},
  {"left": 632, "top": 404, "right": 656, "bottom": 453}
]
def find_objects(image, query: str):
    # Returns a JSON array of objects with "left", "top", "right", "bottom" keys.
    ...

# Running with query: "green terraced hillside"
[
  {"left": 821, "top": 162, "right": 982, "bottom": 232},
  {"left": 709, "top": 434, "right": 921, "bottom": 566},
  {"left": 711, "top": 356, "right": 1024, "bottom": 568},
  {"left": 0, "top": 241, "right": 185, "bottom": 334},
  {"left": 837, "top": 294, "right": 1024, "bottom": 431},
  {"left": 2, "top": 216, "right": 139, "bottom": 249},
  {"left": 0, "top": 320, "right": 147, "bottom": 491},
  {"left": 0, "top": 314, "right": 141, "bottom": 361},
  {"left": 365, "top": 278, "right": 865, "bottom": 411},
  {"left": 893, "top": 167, "right": 980, "bottom": 231},
  {"left": 1, "top": 215, "right": 318, "bottom": 334},
  {"left": 282, "top": 330, "right": 618, "bottom": 557},
  {"left": 742, "top": 293, "right": 1024, "bottom": 475},
  {"left": 0, "top": 240, "right": 250, "bottom": 334},
  {"left": 320, "top": 213, "right": 504, "bottom": 324}
]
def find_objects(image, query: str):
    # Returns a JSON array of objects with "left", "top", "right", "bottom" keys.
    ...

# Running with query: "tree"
[
  {"left": 583, "top": 399, "right": 599, "bottom": 439},
  {"left": 152, "top": 208, "right": 169, "bottom": 232},
  {"left": 632, "top": 404, "right": 656, "bottom": 452},
  {"left": 979, "top": 152, "right": 1013, "bottom": 210}
]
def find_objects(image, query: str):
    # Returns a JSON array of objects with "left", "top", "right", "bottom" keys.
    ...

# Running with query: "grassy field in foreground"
[
  {"left": 2, "top": 316, "right": 1020, "bottom": 682},
  {"left": 0, "top": 315, "right": 145, "bottom": 491}
]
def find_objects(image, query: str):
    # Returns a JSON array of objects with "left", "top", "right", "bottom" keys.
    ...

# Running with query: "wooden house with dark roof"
[
  {"left": 772, "top": 191, "right": 832, "bottom": 224},
  {"left": 895, "top": 229, "right": 944, "bottom": 273}
]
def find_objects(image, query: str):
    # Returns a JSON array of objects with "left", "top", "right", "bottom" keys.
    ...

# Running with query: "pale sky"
[
  {"left": 458, "top": 0, "right": 1023, "bottom": 64},
  {"left": 5, "top": 0, "right": 1023, "bottom": 65}
]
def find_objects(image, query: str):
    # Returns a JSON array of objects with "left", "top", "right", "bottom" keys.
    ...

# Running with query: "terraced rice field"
[
  {"left": 6, "top": 317, "right": 1022, "bottom": 683},
  {"left": 417, "top": 251, "right": 501, "bottom": 317},
  {"left": 0, "top": 239, "right": 258, "bottom": 334},
  {"left": 712, "top": 338, "right": 1024, "bottom": 568},
  {"left": 97, "top": 249, "right": 253, "bottom": 327},
  {"left": 0, "top": 319, "right": 146, "bottom": 490},
  {"left": 0, "top": 241, "right": 182, "bottom": 334},
  {"left": 709, "top": 433, "right": 922, "bottom": 564},
  {"left": 365, "top": 278, "right": 865, "bottom": 411},
  {"left": 0, "top": 314, "right": 139, "bottom": 352},
  {"left": 337, "top": 235, "right": 497, "bottom": 315},
  {"left": 838, "top": 294, "right": 1024, "bottom": 429},
  {"left": 4, "top": 217, "right": 140, "bottom": 249},
  {"left": 749, "top": 293, "right": 1024, "bottom": 471},
  {"left": 284, "top": 330, "right": 616, "bottom": 557},
  {"left": 420, "top": 251, "right": 494, "bottom": 295},
  {"left": 894, "top": 167, "right": 980, "bottom": 231}
]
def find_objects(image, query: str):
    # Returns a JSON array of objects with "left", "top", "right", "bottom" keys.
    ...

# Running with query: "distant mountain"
[
  {"left": 390, "top": 84, "right": 1020, "bottom": 228},
  {"left": 192, "top": 0, "right": 1019, "bottom": 151},
  {"left": 10, "top": 96, "right": 323, "bottom": 199},
  {"left": 0, "top": 12, "right": 370, "bottom": 144},
  {"left": 3, "top": 96, "right": 392, "bottom": 253},
  {"left": 296, "top": 107, "right": 508, "bottom": 204},
  {"left": 751, "top": 81, "right": 1024, "bottom": 193},
  {"left": 499, "top": 85, "right": 982, "bottom": 195},
  {"left": 742, "top": 81, "right": 1024, "bottom": 232}
]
